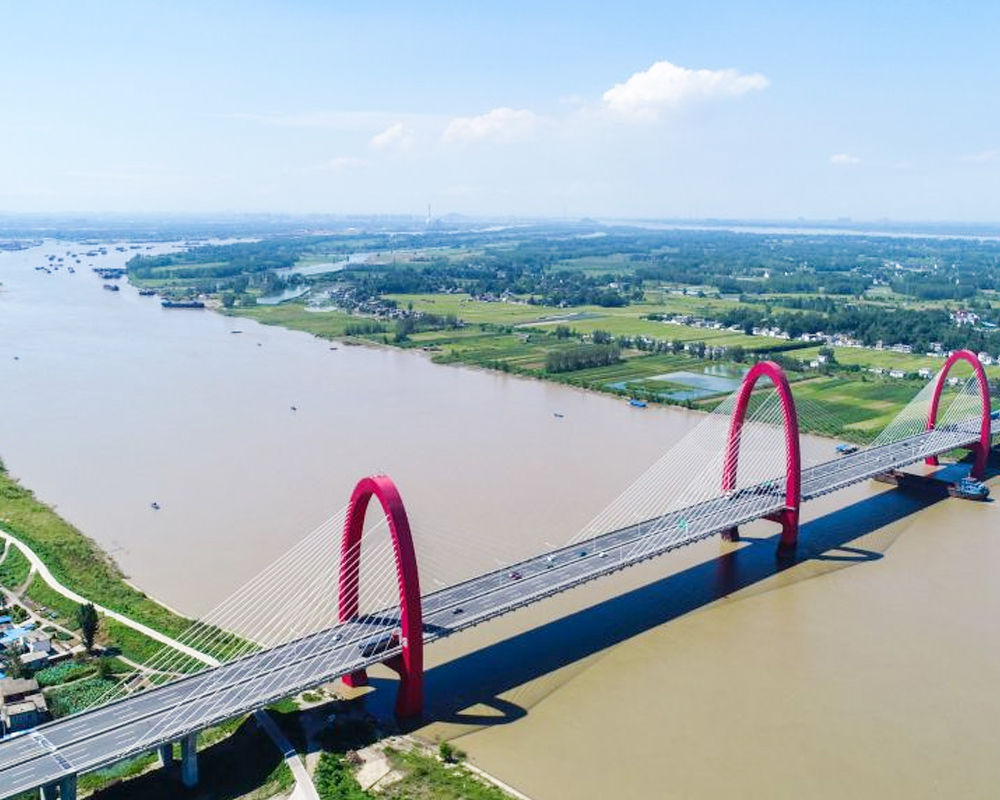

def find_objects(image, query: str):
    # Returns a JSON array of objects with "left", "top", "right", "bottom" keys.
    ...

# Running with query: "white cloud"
[
  {"left": 830, "top": 153, "right": 861, "bottom": 165},
  {"left": 602, "top": 60, "right": 769, "bottom": 120},
  {"left": 325, "top": 156, "right": 368, "bottom": 171},
  {"left": 960, "top": 149, "right": 999, "bottom": 164},
  {"left": 370, "top": 123, "right": 413, "bottom": 151},
  {"left": 442, "top": 107, "right": 537, "bottom": 145}
]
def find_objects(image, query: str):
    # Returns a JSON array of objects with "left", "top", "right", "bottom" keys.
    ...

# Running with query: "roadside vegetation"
[{"left": 0, "top": 542, "right": 31, "bottom": 589}]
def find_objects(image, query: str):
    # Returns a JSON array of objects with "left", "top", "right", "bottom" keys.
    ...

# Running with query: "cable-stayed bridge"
[{"left": 1, "top": 351, "right": 997, "bottom": 800}]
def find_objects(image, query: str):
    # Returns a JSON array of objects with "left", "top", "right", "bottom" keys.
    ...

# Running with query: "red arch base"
[
  {"left": 720, "top": 361, "right": 802, "bottom": 556},
  {"left": 337, "top": 475, "right": 423, "bottom": 718},
  {"left": 924, "top": 349, "right": 991, "bottom": 480}
]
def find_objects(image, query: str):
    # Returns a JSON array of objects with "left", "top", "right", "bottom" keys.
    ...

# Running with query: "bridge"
[{"left": 0, "top": 350, "right": 996, "bottom": 799}]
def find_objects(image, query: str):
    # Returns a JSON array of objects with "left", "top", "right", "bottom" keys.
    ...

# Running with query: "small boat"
[
  {"left": 628, "top": 399, "right": 648, "bottom": 408},
  {"left": 230, "top": 330, "right": 243, "bottom": 334},
  {"left": 161, "top": 299, "right": 205, "bottom": 309},
  {"left": 103, "top": 284, "right": 120, "bottom": 292},
  {"left": 150, "top": 502, "right": 160, "bottom": 510},
  {"left": 290, "top": 406, "right": 298, "bottom": 411},
  {"left": 553, "top": 412, "right": 564, "bottom": 418},
  {"left": 949, "top": 477, "right": 990, "bottom": 501}
]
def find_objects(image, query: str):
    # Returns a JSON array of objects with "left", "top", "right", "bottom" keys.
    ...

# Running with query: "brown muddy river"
[{"left": 1, "top": 241, "right": 998, "bottom": 798}]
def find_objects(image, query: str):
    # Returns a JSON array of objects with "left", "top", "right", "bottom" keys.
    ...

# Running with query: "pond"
[{"left": 608, "top": 365, "right": 747, "bottom": 401}]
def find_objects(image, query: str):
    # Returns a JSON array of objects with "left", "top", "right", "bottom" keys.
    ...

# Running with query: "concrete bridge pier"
[
  {"left": 180, "top": 731, "right": 198, "bottom": 788},
  {"left": 59, "top": 775, "right": 77, "bottom": 800},
  {"left": 39, "top": 775, "right": 76, "bottom": 800},
  {"left": 157, "top": 741, "right": 174, "bottom": 768}
]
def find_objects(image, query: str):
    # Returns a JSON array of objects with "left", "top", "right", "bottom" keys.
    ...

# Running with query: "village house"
[{"left": 0, "top": 677, "right": 48, "bottom": 735}]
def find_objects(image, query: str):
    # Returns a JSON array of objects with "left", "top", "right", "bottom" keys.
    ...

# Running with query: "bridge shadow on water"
[{"left": 363, "top": 488, "right": 946, "bottom": 731}]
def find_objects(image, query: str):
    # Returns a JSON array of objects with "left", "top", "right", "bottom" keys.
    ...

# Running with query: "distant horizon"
[
  {"left": 3, "top": 211, "right": 1000, "bottom": 238},
  {"left": 3, "top": 3, "right": 999, "bottom": 222}
]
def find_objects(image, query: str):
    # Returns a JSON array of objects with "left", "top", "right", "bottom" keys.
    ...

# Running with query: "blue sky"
[{"left": 2, "top": 1, "right": 999, "bottom": 221}]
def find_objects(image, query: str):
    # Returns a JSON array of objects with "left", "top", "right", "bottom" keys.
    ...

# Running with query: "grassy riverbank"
[
  {"left": 0, "top": 457, "right": 194, "bottom": 639},
  {"left": 227, "top": 296, "right": 967, "bottom": 444},
  {"left": 0, "top": 541, "right": 31, "bottom": 589}
]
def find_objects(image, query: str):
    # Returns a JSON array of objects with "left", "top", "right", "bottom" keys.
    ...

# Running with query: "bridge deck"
[{"left": 1, "top": 421, "right": 997, "bottom": 797}]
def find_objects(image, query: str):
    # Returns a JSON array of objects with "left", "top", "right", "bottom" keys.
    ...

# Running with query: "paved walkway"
[
  {"left": 255, "top": 710, "right": 320, "bottom": 800},
  {"left": 0, "top": 527, "right": 218, "bottom": 667}
]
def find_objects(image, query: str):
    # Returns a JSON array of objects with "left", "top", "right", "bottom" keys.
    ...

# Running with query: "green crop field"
[
  {"left": 794, "top": 344, "right": 1000, "bottom": 378},
  {"left": 695, "top": 374, "right": 935, "bottom": 442},
  {"left": 385, "top": 293, "right": 556, "bottom": 325},
  {"left": 229, "top": 305, "right": 359, "bottom": 339}
]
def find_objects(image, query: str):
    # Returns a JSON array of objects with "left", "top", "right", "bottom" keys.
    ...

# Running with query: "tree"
[
  {"left": 6, "top": 650, "right": 25, "bottom": 679},
  {"left": 77, "top": 602, "right": 99, "bottom": 653}
]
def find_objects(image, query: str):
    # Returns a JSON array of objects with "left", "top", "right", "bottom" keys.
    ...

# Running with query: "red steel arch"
[
  {"left": 721, "top": 361, "right": 801, "bottom": 552},
  {"left": 337, "top": 474, "right": 423, "bottom": 718},
  {"left": 924, "top": 349, "right": 991, "bottom": 479}
]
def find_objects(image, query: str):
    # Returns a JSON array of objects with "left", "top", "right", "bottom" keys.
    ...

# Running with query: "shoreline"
[
  {"left": 120, "top": 577, "right": 191, "bottom": 619},
  {"left": 226, "top": 302, "right": 847, "bottom": 447}
]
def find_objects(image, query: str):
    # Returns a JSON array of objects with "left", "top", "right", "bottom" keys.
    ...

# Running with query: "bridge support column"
[
  {"left": 180, "top": 732, "right": 198, "bottom": 788},
  {"left": 721, "top": 361, "right": 802, "bottom": 558},
  {"left": 770, "top": 506, "right": 799, "bottom": 560},
  {"left": 59, "top": 775, "right": 77, "bottom": 800},
  {"left": 338, "top": 475, "right": 424, "bottom": 719},
  {"left": 157, "top": 742, "right": 174, "bottom": 769},
  {"left": 40, "top": 783, "right": 59, "bottom": 800},
  {"left": 924, "top": 349, "right": 991, "bottom": 480}
]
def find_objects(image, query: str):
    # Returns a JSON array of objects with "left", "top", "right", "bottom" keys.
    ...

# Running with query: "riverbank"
[
  {"left": 0, "top": 456, "right": 524, "bottom": 800},
  {"left": 226, "top": 298, "right": 946, "bottom": 444},
  {"left": 0, "top": 457, "right": 196, "bottom": 640},
  {"left": 0, "top": 464, "right": 322, "bottom": 799}
]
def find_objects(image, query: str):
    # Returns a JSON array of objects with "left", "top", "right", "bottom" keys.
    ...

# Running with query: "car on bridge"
[{"left": 359, "top": 630, "right": 399, "bottom": 657}]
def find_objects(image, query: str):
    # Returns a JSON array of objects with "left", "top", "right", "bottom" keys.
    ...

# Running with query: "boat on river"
[
  {"left": 874, "top": 469, "right": 990, "bottom": 501},
  {"left": 161, "top": 299, "right": 205, "bottom": 309},
  {"left": 949, "top": 476, "right": 990, "bottom": 500}
]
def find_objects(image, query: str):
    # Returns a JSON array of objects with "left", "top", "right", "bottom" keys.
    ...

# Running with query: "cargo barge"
[{"left": 873, "top": 470, "right": 990, "bottom": 500}]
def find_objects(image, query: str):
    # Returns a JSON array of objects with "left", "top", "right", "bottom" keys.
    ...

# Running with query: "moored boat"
[{"left": 161, "top": 299, "right": 205, "bottom": 309}]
